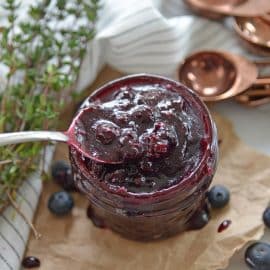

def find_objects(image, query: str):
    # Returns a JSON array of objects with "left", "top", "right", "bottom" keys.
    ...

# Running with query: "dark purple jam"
[
  {"left": 70, "top": 74, "right": 218, "bottom": 241},
  {"left": 73, "top": 80, "right": 205, "bottom": 194},
  {"left": 22, "top": 256, "right": 40, "bottom": 268}
]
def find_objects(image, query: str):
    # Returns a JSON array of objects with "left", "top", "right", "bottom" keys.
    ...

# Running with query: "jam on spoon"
[{"left": 0, "top": 106, "right": 124, "bottom": 164}]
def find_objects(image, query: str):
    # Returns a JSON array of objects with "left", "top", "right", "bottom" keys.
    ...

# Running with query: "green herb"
[{"left": 0, "top": 0, "right": 99, "bottom": 211}]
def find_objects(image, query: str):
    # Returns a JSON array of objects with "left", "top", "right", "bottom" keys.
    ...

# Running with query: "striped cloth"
[
  {"left": 0, "top": 0, "right": 249, "bottom": 269},
  {"left": 0, "top": 147, "right": 53, "bottom": 270}
]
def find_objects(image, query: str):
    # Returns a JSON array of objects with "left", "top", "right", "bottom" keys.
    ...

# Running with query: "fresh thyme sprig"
[{"left": 0, "top": 0, "right": 99, "bottom": 211}]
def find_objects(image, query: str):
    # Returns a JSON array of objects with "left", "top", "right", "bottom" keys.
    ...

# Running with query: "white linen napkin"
[
  {"left": 0, "top": 1, "right": 248, "bottom": 269},
  {"left": 77, "top": 0, "right": 243, "bottom": 91}
]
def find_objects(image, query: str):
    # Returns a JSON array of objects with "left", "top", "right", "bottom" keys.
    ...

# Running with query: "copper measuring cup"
[
  {"left": 233, "top": 16, "right": 270, "bottom": 56},
  {"left": 178, "top": 50, "right": 270, "bottom": 103},
  {"left": 184, "top": 0, "right": 270, "bottom": 19}
]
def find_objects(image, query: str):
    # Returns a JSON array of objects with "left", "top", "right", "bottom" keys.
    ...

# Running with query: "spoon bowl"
[
  {"left": 178, "top": 52, "right": 237, "bottom": 97},
  {"left": 178, "top": 50, "right": 258, "bottom": 101},
  {"left": 234, "top": 16, "right": 270, "bottom": 48}
]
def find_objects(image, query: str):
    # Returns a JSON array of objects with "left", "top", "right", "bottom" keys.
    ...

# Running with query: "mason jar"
[{"left": 69, "top": 74, "right": 218, "bottom": 241}]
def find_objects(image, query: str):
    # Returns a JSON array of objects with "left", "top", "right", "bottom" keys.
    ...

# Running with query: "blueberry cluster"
[{"left": 48, "top": 160, "right": 75, "bottom": 216}]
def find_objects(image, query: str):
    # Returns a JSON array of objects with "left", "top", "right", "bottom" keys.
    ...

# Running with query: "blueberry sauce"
[
  {"left": 22, "top": 256, "right": 40, "bottom": 268},
  {"left": 73, "top": 80, "right": 206, "bottom": 193},
  {"left": 217, "top": 219, "right": 232, "bottom": 233}
]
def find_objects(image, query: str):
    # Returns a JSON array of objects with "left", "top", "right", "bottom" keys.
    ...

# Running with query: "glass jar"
[{"left": 69, "top": 74, "right": 218, "bottom": 241}]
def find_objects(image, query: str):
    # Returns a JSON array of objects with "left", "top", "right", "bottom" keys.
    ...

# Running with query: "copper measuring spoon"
[
  {"left": 234, "top": 16, "right": 270, "bottom": 49},
  {"left": 178, "top": 50, "right": 270, "bottom": 101},
  {"left": 185, "top": 0, "right": 270, "bottom": 19},
  {"left": 0, "top": 107, "right": 122, "bottom": 164}
]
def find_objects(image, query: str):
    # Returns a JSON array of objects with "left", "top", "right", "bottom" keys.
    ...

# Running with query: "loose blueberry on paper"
[
  {"left": 48, "top": 191, "right": 74, "bottom": 216},
  {"left": 245, "top": 242, "right": 270, "bottom": 270},
  {"left": 207, "top": 185, "right": 230, "bottom": 209},
  {"left": 263, "top": 207, "right": 270, "bottom": 228},
  {"left": 189, "top": 209, "right": 210, "bottom": 230},
  {"left": 51, "top": 160, "right": 76, "bottom": 191},
  {"left": 22, "top": 256, "right": 40, "bottom": 268}
]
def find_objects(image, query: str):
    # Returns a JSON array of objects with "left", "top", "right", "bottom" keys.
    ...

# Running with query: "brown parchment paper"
[{"left": 25, "top": 66, "right": 270, "bottom": 270}]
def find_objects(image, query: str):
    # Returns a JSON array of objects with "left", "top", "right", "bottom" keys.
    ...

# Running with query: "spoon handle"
[
  {"left": 244, "top": 89, "right": 270, "bottom": 97},
  {"left": 236, "top": 96, "right": 270, "bottom": 107},
  {"left": 254, "top": 77, "right": 270, "bottom": 86},
  {"left": 253, "top": 61, "right": 270, "bottom": 66},
  {"left": 0, "top": 131, "right": 68, "bottom": 146}
]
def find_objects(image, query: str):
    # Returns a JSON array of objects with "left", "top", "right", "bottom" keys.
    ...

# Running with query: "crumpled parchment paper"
[{"left": 25, "top": 67, "right": 270, "bottom": 270}]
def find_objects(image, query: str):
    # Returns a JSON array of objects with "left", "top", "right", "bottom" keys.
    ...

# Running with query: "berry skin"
[
  {"left": 104, "top": 169, "right": 126, "bottom": 184},
  {"left": 131, "top": 105, "right": 153, "bottom": 123},
  {"left": 48, "top": 191, "right": 74, "bottom": 216},
  {"left": 263, "top": 207, "right": 270, "bottom": 228},
  {"left": 95, "top": 121, "right": 120, "bottom": 145},
  {"left": 245, "top": 242, "right": 270, "bottom": 270},
  {"left": 51, "top": 160, "right": 76, "bottom": 191},
  {"left": 140, "top": 122, "right": 177, "bottom": 159},
  {"left": 207, "top": 185, "right": 230, "bottom": 209}
]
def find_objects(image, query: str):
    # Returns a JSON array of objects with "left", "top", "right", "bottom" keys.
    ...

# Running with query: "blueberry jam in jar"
[{"left": 69, "top": 74, "right": 218, "bottom": 241}]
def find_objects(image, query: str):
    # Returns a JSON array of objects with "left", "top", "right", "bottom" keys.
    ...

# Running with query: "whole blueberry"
[
  {"left": 263, "top": 207, "right": 270, "bottom": 228},
  {"left": 207, "top": 185, "right": 230, "bottom": 209},
  {"left": 22, "top": 256, "right": 40, "bottom": 268},
  {"left": 48, "top": 191, "right": 74, "bottom": 216},
  {"left": 51, "top": 160, "right": 76, "bottom": 191},
  {"left": 245, "top": 242, "right": 270, "bottom": 270},
  {"left": 189, "top": 209, "right": 210, "bottom": 230}
]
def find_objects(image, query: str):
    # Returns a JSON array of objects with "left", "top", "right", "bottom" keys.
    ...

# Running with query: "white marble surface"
[{"left": 214, "top": 101, "right": 270, "bottom": 269}]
